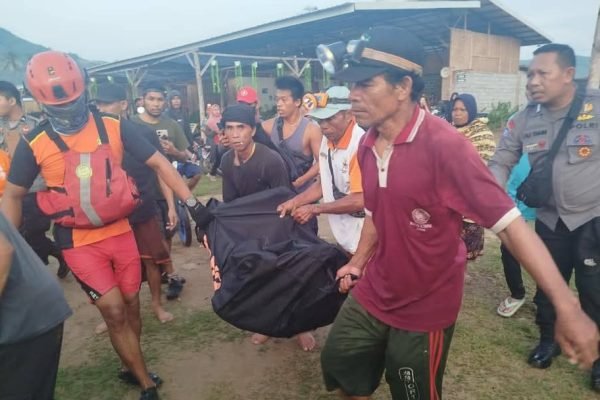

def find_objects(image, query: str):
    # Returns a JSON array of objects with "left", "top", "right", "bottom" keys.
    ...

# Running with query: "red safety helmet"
[{"left": 25, "top": 51, "right": 85, "bottom": 106}]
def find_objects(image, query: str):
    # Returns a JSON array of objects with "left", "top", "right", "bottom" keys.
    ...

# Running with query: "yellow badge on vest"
[{"left": 75, "top": 164, "right": 93, "bottom": 178}]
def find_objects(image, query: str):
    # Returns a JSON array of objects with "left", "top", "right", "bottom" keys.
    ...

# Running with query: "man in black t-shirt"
[{"left": 220, "top": 104, "right": 289, "bottom": 202}]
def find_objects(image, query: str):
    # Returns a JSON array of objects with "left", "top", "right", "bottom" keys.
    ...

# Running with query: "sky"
[{"left": 1, "top": 0, "right": 598, "bottom": 62}]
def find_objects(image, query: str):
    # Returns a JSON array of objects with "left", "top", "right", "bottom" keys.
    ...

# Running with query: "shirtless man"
[{"left": 262, "top": 76, "right": 322, "bottom": 193}]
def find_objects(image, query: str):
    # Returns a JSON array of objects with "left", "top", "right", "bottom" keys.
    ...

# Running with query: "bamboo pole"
[{"left": 587, "top": 6, "right": 600, "bottom": 89}]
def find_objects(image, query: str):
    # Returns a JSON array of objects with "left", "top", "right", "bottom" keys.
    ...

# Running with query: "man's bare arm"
[
  {"left": 293, "top": 124, "right": 322, "bottom": 188},
  {"left": 0, "top": 183, "right": 28, "bottom": 227},
  {"left": 346, "top": 214, "right": 377, "bottom": 269},
  {"left": 262, "top": 119, "right": 275, "bottom": 136},
  {"left": 277, "top": 178, "right": 323, "bottom": 217},
  {"left": 292, "top": 192, "right": 364, "bottom": 225},
  {"left": 144, "top": 152, "right": 194, "bottom": 201},
  {"left": 337, "top": 214, "right": 377, "bottom": 292},
  {"left": 157, "top": 176, "right": 177, "bottom": 229},
  {"left": 314, "top": 192, "right": 364, "bottom": 215},
  {"left": 157, "top": 176, "right": 175, "bottom": 209}
]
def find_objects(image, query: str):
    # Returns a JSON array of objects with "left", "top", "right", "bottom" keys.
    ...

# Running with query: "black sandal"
[{"left": 118, "top": 370, "right": 163, "bottom": 387}]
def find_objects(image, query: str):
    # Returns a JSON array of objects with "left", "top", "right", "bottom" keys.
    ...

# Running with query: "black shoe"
[
  {"left": 592, "top": 359, "right": 600, "bottom": 392},
  {"left": 140, "top": 386, "right": 159, "bottom": 400},
  {"left": 118, "top": 370, "right": 163, "bottom": 387},
  {"left": 56, "top": 257, "right": 70, "bottom": 279},
  {"left": 527, "top": 341, "right": 561, "bottom": 369},
  {"left": 166, "top": 276, "right": 185, "bottom": 300}
]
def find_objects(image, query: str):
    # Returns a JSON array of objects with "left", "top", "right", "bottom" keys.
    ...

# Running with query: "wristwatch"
[{"left": 185, "top": 197, "right": 199, "bottom": 208}]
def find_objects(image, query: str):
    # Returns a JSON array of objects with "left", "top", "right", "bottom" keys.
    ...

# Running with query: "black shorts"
[{"left": 0, "top": 323, "right": 64, "bottom": 399}]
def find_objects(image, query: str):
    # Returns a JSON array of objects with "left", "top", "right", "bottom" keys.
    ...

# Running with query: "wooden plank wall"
[{"left": 441, "top": 28, "right": 521, "bottom": 99}]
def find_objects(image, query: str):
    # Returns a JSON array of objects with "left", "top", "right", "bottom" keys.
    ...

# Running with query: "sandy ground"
[{"left": 52, "top": 216, "right": 339, "bottom": 400}]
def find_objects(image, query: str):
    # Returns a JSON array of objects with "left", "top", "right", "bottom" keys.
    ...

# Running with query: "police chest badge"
[
  {"left": 577, "top": 103, "right": 595, "bottom": 121},
  {"left": 578, "top": 146, "right": 592, "bottom": 158},
  {"left": 577, "top": 113, "right": 594, "bottom": 121}
]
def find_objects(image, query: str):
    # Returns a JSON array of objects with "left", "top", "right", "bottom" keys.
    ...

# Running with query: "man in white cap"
[{"left": 278, "top": 86, "right": 365, "bottom": 254}]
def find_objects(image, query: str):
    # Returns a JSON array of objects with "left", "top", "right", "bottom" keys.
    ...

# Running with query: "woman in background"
[{"left": 452, "top": 93, "right": 496, "bottom": 260}]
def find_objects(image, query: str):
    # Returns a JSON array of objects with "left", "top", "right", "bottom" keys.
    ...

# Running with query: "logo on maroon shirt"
[{"left": 410, "top": 208, "right": 432, "bottom": 231}]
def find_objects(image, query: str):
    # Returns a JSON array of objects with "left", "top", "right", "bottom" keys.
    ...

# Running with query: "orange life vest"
[{"left": 36, "top": 113, "right": 139, "bottom": 228}]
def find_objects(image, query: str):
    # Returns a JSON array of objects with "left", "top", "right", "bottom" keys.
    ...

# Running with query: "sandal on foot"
[{"left": 497, "top": 296, "right": 526, "bottom": 318}]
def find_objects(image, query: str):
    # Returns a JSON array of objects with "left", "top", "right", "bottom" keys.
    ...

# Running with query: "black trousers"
[
  {"left": 500, "top": 244, "right": 526, "bottom": 300},
  {"left": 0, "top": 323, "right": 64, "bottom": 400},
  {"left": 534, "top": 219, "right": 600, "bottom": 341}
]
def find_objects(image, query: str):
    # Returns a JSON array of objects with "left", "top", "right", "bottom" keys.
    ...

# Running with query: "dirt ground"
[
  {"left": 53, "top": 216, "right": 344, "bottom": 400},
  {"left": 51, "top": 217, "right": 600, "bottom": 400}
]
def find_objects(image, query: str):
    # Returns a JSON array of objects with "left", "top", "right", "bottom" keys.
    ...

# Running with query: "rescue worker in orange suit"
[{"left": 1, "top": 51, "right": 213, "bottom": 400}]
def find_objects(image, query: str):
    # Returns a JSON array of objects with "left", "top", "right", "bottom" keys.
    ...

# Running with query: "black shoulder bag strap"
[
  {"left": 327, "top": 148, "right": 365, "bottom": 218},
  {"left": 543, "top": 84, "right": 585, "bottom": 166},
  {"left": 327, "top": 148, "right": 339, "bottom": 194},
  {"left": 516, "top": 84, "right": 585, "bottom": 208},
  {"left": 276, "top": 116, "right": 285, "bottom": 143}
]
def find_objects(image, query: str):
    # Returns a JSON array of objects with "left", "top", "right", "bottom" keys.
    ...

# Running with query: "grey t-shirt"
[{"left": 0, "top": 213, "right": 72, "bottom": 345}]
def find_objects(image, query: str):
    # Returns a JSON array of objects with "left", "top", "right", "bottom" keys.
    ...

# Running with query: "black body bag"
[
  {"left": 516, "top": 85, "right": 584, "bottom": 208},
  {"left": 205, "top": 187, "right": 349, "bottom": 338}
]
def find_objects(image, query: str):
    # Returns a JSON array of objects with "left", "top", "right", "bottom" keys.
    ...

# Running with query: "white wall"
[{"left": 452, "top": 70, "right": 528, "bottom": 112}]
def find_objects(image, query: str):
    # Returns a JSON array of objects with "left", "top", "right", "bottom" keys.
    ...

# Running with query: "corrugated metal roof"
[{"left": 89, "top": 0, "right": 550, "bottom": 75}]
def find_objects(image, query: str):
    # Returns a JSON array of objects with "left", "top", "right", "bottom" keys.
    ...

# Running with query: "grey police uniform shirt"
[
  {"left": 489, "top": 88, "right": 600, "bottom": 232},
  {"left": 0, "top": 212, "right": 72, "bottom": 345},
  {"left": 0, "top": 115, "right": 46, "bottom": 192}
]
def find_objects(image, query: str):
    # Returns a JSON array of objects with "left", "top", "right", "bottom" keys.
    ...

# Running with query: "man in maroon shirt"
[{"left": 318, "top": 26, "right": 599, "bottom": 400}]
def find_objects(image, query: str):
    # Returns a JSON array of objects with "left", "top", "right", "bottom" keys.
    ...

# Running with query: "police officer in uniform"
[
  {"left": 0, "top": 81, "right": 39, "bottom": 155},
  {"left": 489, "top": 43, "right": 600, "bottom": 392}
]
